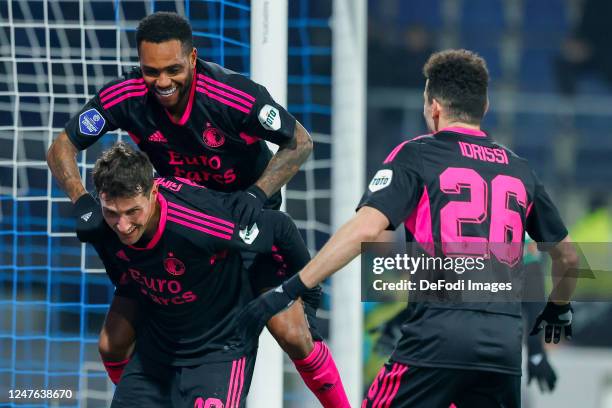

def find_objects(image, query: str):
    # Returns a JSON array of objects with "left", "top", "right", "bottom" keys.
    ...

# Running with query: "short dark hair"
[
  {"left": 136, "top": 12, "right": 193, "bottom": 54},
  {"left": 93, "top": 142, "right": 154, "bottom": 199},
  {"left": 423, "top": 49, "right": 489, "bottom": 124}
]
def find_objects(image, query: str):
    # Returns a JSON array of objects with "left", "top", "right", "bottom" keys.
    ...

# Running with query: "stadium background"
[{"left": 1, "top": 0, "right": 612, "bottom": 407}]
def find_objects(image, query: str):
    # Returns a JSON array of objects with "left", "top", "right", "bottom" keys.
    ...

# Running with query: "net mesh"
[
  {"left": 284, "top": 1, "right": 332, "bottom": 405},
  {"left": 1, "top": 1, "right": 249, "bottom": 406},
  {"left": 0, "top": 0, "right": 333, "bottom": 406}
]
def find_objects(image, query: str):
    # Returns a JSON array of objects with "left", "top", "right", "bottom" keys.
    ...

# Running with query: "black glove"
[
  {"left": 73, "top": 193, "right": 104, "bottom": 242},
  {"left": 235, "top": 274, "right": 308, "bottom": 342},
  {"left": 230, "top": 185, "right": 267, "bottom": 230},
  {"left": 530, "top": 301, "right": 573, "bottom": 344},
  {"left": 527, "top": 352, "right": 557, "bottom": 393},
  {"left": 301, "top": 285, "right": 322, "bottom": 311}
]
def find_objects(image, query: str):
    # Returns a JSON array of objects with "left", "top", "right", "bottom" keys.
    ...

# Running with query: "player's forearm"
[
  {"left": 255, "top": 122, "right": 313, "bottom": 197},
  {"left": 547, "top": 236, "right": 579, "bottom": 304},
  {"left": 521, "top": 262, "right": 546, "bottom": 319},
  {"left": 549, "top": 259, "right": 578, "bottom": 303},
  {"left": 46, "top": 131, "right": 87, "bottom": 203},
  {"left": 298, "top": 208, "right": 389, "bottom": 288}
]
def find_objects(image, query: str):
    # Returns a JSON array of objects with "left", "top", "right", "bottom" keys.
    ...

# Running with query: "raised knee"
[
  {"left": 98, "top": 327, "right": 134, "bottom": 361},
  {"left": 270, "top": 321, "right": 314, "bottom": 359}
]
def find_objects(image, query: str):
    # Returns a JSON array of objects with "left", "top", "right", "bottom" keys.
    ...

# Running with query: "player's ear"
[
  {"left": 190, "top": 47, "right": 197, "bottom": 66},
  {"left": 431, "top": 98, "right": 442, "bottom": 119},
  {"left": 483, "top": 97, "right": 490, "bottom": 116},
  {"left": 150, "top": 183, "right": 159, "bottom": 200}
]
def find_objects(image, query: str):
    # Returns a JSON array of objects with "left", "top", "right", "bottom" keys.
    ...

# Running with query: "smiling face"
[
  {"left": 139, "top": 40, "right": 196, "bottom": 112},
  {"left": 100, "top": 187, "right": 158, "bottom": 246}
]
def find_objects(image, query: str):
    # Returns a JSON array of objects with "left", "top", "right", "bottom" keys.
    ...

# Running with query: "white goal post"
[
  {"left": 249, "top": 0, "right": 366, "bottom": 406},
  {"left": 248, "top": 1, "right": 287, "bottom": 407},
  {"left": 331, "top": 0, "right": 367, "bottom": 406}
]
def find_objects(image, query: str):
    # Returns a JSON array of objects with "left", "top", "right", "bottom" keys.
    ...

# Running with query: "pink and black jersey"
[
  {"left": 358, "top": 127, "right": 568, "bottom": 375},
  {"left": 91, "top": 178, "right": 309, "bottom": 366},
  {"left": 65, "top": 59, "right": 296, "bottom": 195}
]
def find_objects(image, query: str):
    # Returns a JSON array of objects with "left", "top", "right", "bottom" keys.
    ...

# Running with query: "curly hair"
[
  {"left": 93, "top": 142, "right": 154, "bottom": 199},
  {"left": 136, "top": 12, "right": 193, "bottom": 54},
  {"left": 423, "top": 49, "right": 489, "bottom": 124}
]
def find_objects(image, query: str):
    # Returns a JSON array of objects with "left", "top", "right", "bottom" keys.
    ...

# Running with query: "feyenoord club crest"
[
  {"left": 202, "top": 123, "right": 225, "bottom": 148},
  {"left": 164, "top": 253, "right": 186, "bottom": 276}
]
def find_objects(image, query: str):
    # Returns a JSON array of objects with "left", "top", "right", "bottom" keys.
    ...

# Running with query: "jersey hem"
[
  {"left": 389, "top": 356, "right": 522, "bottom": 376},
  {"left": 424, "top": 305, "right": 522, "bottom": 318},
  {"left": 535, "top": 231, "right": 569, "bottom": 251},
  {"left": 137, "top": 344, "right": 257, "bottom": 367}
]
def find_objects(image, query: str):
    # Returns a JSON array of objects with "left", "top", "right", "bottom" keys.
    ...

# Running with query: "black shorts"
[
  {"left": 362, "top": 362, "right": 521, "bottom": 408},
  {"left": 111, "top": 351, "right": 256, "bottom": 408}
]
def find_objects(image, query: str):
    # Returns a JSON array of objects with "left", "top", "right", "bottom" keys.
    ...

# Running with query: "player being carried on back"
[
  {"left": 46, "top": 12, "right": 349, "bottom": 407},
  {"left": 238, "top": 49, "right": 579, "bottom": 407},
  {"left": 88, "top": 142, "right": 335, "bottom": 407}
]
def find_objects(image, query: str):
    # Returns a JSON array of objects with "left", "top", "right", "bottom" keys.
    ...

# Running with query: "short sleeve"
[
  {"left": 357, "top": 141, "right": 423, "bottom": 230},
  {"left": 526, "top": 172, "right": 568, "bottom": 249},
  {"left": 64, "top": 74, "right": 140, "bottom": 150},
  {"left": 223, "top": 74, "right": 297, "bottom": 145}
]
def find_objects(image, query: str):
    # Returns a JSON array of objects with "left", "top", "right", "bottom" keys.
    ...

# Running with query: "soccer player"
[
  {"left": 371, "top": 235, "right": 559, "bottom": 396},
  {"left": 46, "top": 12, "right": 349, "bottom": 406},
  {"left": 87, "top": 142, "right": 339, "bottom": 407},
  {"left": 238, "top": 49, "right": 579, "bottom": 407}
]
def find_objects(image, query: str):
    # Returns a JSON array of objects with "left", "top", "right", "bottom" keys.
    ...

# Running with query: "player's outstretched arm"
[
  {"left": 298, "top": 206, "right": 390, "bottom": 288},
  {"left": 245, "top": 206, "right": 389, "bottom": 292},
  {"left": 235, "top": 206, "right": 389, "bottom": 336},
  {"left": 47, "top": 131, "right": 87, "bottom": 203}
]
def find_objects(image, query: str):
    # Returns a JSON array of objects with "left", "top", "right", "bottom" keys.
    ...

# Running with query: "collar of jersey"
[
  {"left": 128, "top": 192, "right": 168, "bottom": 251},
  {"left": 163, "top": 66, "right": 197, "bottom": 126},
  {"left": 437, "top": 126, "right": 487, "bottom": 137}
]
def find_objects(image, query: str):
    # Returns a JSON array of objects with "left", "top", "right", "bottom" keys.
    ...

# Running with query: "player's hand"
[
  {"left": 230, "top": 185, "right": 267, "bottom": 230},
  {"left": 236, "top": 285, "right": 296, "bottom": 341},
  {"left": 301, "top": 285, "right": 322, "bottom": 311},
  {"left": 527, "top": 352, "right": 557, "bottom": 392},
  {"left": 73, "top": 193, "right": 105, "bottom": 242},
  {"left": 235, "top": 274, "right": 308, "bottom": 341},
  {"left": 530, "top": 301, "right": 573, "bottom": 344}
]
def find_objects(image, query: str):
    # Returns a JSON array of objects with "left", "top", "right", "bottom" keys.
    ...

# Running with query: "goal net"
[{"left": 0, "top": 0, "right": 346, "bottom": 407}]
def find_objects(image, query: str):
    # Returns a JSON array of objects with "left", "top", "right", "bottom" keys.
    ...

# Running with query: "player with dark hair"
[
  {"left": 46, "top": 11, "right": 350, "bottom": 407},
  {"left": 88, "top": 141, "right": 321, "bottom": 407},
  {"left": 237, "top": 49, "right": 579, "bottom": 407},
  {"left": 136, "top": 12, "right": 194, "bottom": 55}
]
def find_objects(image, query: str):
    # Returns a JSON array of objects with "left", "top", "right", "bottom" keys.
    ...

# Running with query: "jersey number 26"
[{"left": 439, "top": 167, "right": 527, "bottom": 266}]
